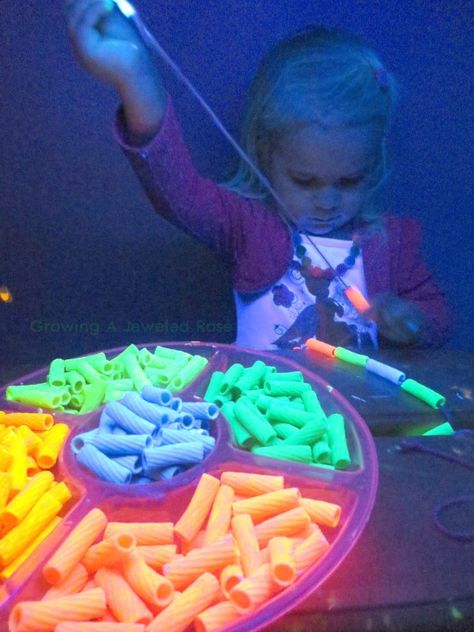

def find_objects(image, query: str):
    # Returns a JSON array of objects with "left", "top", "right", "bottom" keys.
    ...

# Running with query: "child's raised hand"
[
  {"left": 65, "top": 0, "right": 153, "bottom": 90},
  {"left": 369, "top": 293, "right": 425, "bottom": 346}
]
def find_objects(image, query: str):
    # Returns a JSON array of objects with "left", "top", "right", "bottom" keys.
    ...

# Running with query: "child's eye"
[
  {"left": 338, "top": 176, "right": 363, "bottom": 188},
  {"left": 291, "top": 177, "right": 318, "bottom": 188}
]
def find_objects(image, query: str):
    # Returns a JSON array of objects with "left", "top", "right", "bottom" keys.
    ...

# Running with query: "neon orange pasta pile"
[
  {"left": 0, "top": 411, "right": 72, "bottom": 582},
  {"left": 8, "top": 471, "right": 341, "bottom": 631}
]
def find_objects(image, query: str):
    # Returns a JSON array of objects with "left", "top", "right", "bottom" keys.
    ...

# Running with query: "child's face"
[{"left": 267, "top": 123, "right": 379, "bottom": 235}]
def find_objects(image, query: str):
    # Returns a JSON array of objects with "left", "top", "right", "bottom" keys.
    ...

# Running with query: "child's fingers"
[{"left": 67, "top": 0, "right": 111, "bottom": 35}]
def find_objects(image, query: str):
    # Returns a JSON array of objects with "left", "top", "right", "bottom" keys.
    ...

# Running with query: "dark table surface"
[{"left": 1, "top": 346, "right": 474, "bottom": 631}]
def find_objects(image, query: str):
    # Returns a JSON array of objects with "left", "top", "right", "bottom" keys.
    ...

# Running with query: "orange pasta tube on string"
[
  {"left": 254, "top": 507, "right": 311, "bottom": 547},
  {"left": 43, "top": 507, "right": 107, "bottom": 585},
  {"left": 268, "top": 536, "right": 296, "bottom": 586},
  {"left": 147, "top": 572, "right": 220, "bottom": 632},
  {"left": 220, "top": 471, "right": 284, "bottom": 496},
  {"left": 174, "top": 473, "right": 220, "bottom": 544},
  {"left": 232, "top": 487, "right": 301, "bottom": 523},
  {"left": 135, "top": 544, "right": 178, "bottom": 570},
  {"left": 104, "top": 522, "right": 174, "bottom": 546},
  {"left": 0, "top": 471, "right": 54, "bottom": 532},
  {"left": 195, "top": 600, "right": 242, "bottom": 632},
  {"left": 293, "top": 529, "right": 330, "bottom": 573},
  {"left": 42, "top": 563, "right": 89, "bottom": 600},
  {"left": 8, "top": 587, "right": 106, "bottom": 632},
  {"left": 300, "top": 497, "right": 342, "bottom": 528},
  {"left": 81, "top": 532, "right": 136, "bottom": 573},
  {"left": 229, "top": 562, "right": 277, "bottom": 613},
  {"left": 94, "top": 566, "right": 153, "bottom": 624},
  {"left": 220, "top": 563, "right": 244, "bottom": 599},
  {"left": 231, "top": 513, "right": 261, "bottom": 577},
  {"left": 122, "top": 550, "right": 174, "bottom": 608},
  {"left": 203, "top": 484, "right": 234, "bottom": 546}
]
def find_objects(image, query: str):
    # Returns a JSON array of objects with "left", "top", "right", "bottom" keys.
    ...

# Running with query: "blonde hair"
[{"left": 223, "top": 26, "right": 398, "bottom": 224}]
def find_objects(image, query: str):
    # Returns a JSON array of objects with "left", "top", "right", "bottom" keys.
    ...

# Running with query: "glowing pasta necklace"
[{"left": 111, "top": 0, "right": 371, "bottom": 315}]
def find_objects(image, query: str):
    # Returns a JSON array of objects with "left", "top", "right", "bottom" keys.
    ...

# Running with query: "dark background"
[{"left": 1, "top": 0, "right": 472, "bottom": 370}]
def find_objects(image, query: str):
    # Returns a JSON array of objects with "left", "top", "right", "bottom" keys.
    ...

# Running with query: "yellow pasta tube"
[
  {"left": 220, "top": 471, "right": 284, "bottom": 496},
  {"left": 229, "top": 562, "right": 277, "bottom": 613},
  {"left": 219, "top": 563, "right": 244, "bottom": 599},
  {"left": 195, "top": 600, "right": 241, "bottom": 632},
  {"left": 0, "top": 446, "right": 13, "bottom": 471},
  {"left": 232, "top": 487, "right": 301, "bottom": 524},
  {"left": 2, "top": 413, "right": 54, "bottom": 432},
  {"left": 0, "top": 517, "right": 61, "bottom": 581},
  {"left": 16, "top": 425, "right": 42, "bottom": 456},
  {"left": 147, "top": 572, "right": 220, "bottom": 632},
  {"left": 174, "top": 473, "right": 220, "bottom": 544},
  {"left": 231, "top": 513, "right": 261, "bottom": 577},
  {"left": 8, "top": 587, "right": 107, "bottom": 632},
  {"left": 268, "top": 536, "right": 296, "bottom": 586},
  {"left": 121, "top": 550, "right": 174, "bottom": 608},
  {"left": 0, "top": 471, "right": 11, "bottom": 509},
  {"left": 0, "top": 471, "right": 54, "bottom": 532},
  {"left": 26, "top": 456, "right": 40, "bottom": 476},
  {"left": 135, "top": 544, "right": 178, "bottom": 570},
  {"left": 43, "top": 508, "right": 107, "bottom": 585},
  {"left": 94, "top": 566, "right": 153, "bottom": 624},
  {"left": 300, "top": 497, "right": 342, "bottom": 528},
  {"left": 6, "top": 433, "right": 28, "bottom": 495},
  {"left": 294, "top": 529, "right": 330, "bottom": 572},
  {"left": 0, "top": 492, "right": 62, "bottom": 567},
  {"left": 82, "top": 532, "right": 136, "bottom": 573},
  {"left": 104, "top": 522, "right": 174, "bottom": 546},
  {"left": 42, "top": 563, "right": 89, "bottom": 600},
  {"left": 203, "top": 484, "right": 234, "bottom": 546},
  {"left": 48, "top": 481, "right": 73, "bottom": 506},
  {"left": 36, "top": 424, "right": 70, "bottom": 469},
  {"left": 254, "top": 507, "right": 311, "bottom": 547}
]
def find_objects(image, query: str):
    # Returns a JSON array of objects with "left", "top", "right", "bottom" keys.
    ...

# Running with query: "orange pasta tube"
[
  {"left": 8, "top": 587, "right": 106, "bottom": 632},
  {"left": 147, "top": 572, "right": 220, "bottom": 632},
  {"left": 2, "top": 413, "right": 54, "bottom": 432},
  {"left": 294, "top": 529, "right": 330, "bottom": 572},
  {"left": 174, "top": 473, "right": 220, "bottom": 544},
  {"left": 203, "top": 484, "right": 234, "bottom": 546},
  {"left": 42, "top": 563, "right": 89, "bottom": 600},
  {"left": 344, "top": 286, "right": 370, "bottom": 313},
  {"left": 0, "top": 471, "right": 54, "bottom": 532},
  {"left": 0, "top": 517, "right": 61, "bottom": 581},
  {"left": 48, "top": 481, "right": 73, "bottom": 506},
  {"left": 104, "top": 522, "right": 174, "bottom": 546},
  {"left": 232, "top": 487, "right": 301, "bottom": 524},
  {"left": 231, "top": 513, "right": 261, "bottom": 577},
  {"left": 0, "top": 492, "right": 62, "bottom": 567},
  {"left": 305, "top": 338, "right": 336, "bottom": 357},
  {"left": 229, "top": 562, "right": 277, "bottom": 613},
  {"left": 268, "top": 536, "right": 296, "bottom": 586},
  {"left": 0, "top": 471, "right": 11, "bottom": 509},
  {"left": 94, "top": 566, "right": 153, "bottom": 624},
  {"left": 220, "top": 471, "right": 284, "bottom": 496},
  {"left": 301, "top": 497, "right": 341, "bottom": 528},
  {"left": 195, "top": 600, "right": 241, "bottom": 632},
  {"left": 36, "top": 423, "right": 70, "bottom": 469},
  {"left": 254, "top": 507, "right": 311, "bottom": 547},
  {"left": 55, "top": 624, "right": 146, "bottom": 632},
  {"left": 220, "top": 563, "right": 244, "bottom": 599},
  {"left": 43, "top": 508, "right": 107, "bottom": 585},
  {"left": 135, "top": 544, "right": 178, "bottom": 570},
  {"left": 122, "top": 550, "right": 174, "bottom": 608},
  {"left": 81, "top": 532, "right": 136, "bottom": 573},
  {"left": 181, "top": 530, "right": 206, "bottom": 555}
]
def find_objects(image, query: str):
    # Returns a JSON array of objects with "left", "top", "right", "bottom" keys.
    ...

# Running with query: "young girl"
[{"left": 65, "top": 0, "right": 451, "bottom": 350}]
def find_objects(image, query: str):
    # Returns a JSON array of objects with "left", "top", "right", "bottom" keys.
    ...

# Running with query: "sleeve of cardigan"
[
  {"left": 113, "top": 97, "right": 291, "bottom": 293},
  {"left": 390, "top": 217, "right": 453, "bottom": 347}
]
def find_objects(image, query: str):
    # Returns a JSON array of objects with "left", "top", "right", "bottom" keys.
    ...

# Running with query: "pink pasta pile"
[{"left": 8, "top": 471, "right": 341, "bottom": 632}]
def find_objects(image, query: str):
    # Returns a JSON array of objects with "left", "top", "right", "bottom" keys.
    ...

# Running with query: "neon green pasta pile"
[
  {"left": 204, "top": 361, "right": 350, "bottom": 470},
  {"left": 6, "top": 345, "right": 208, "bottom": 415}
]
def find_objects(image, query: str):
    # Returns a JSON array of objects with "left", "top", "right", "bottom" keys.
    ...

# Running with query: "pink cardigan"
[{"left": 115, "top": 100, "right": 452, "bottom": 347}]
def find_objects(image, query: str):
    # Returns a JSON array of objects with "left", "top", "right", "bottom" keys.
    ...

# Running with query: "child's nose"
[{"left": 313, "top": 186, "right": 339, "bottom": 210}]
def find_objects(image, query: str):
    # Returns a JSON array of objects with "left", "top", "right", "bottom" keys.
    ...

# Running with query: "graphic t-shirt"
[{"left": 234, "top": 234, "right": 378, "bottom": 350}]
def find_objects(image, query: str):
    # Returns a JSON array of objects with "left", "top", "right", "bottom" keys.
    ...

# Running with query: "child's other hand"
[
  {"left": 369, "top": 293, "right": 425, "bottom": 346},
  {"left": 65, "top": 0, "right": 153, "bottom": 90}
]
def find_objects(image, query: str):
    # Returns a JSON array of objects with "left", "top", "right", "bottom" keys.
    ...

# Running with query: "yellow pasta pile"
[
  {"left": 0, "top": 411, "right": 72, "bottom": 582},
  {"left": 8, "top": 471, "right": 341, "bottom": 631}
]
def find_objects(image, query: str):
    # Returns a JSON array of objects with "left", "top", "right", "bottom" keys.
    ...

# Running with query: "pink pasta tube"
[
  {"left": 268, "top": 536, "right": 296, "bottom": 586},
  {"left": 121, "top": 550, "right": 174, "bottom": 608},
  {"left": 55, "top": 624, "right": 146, "bottom": 632},
  {"left": 81, "top": 532, "right": 136, "bottom": 573},
  {"left": 42, "top": 563, "right": 89, "bottom": 600},
  {"left": 104, "top": 522, "right": 174, "bottom": 546},
  {"left": 203, "top": 484, "right": 234, "bottom": 546},
  {"left": 195, "top": 600, "right": 241, "bottom": 632},
  {"left": 174, "top": 474, "right": 220, "bottom": 544},
  {"left": 231, "top": 513, "right": 261, "bottom": 577},
  {"left": 135, "top": 544, "right": 178, "bottom": 570},
  {"left": 229, "top": 562, "right": 277, "bottom": 613},
  {"left": 94, "top": 566, "right": 153, "bottom": 624},
  {"left": 219, "top": 563, "right": 244, "bottom": 599}
]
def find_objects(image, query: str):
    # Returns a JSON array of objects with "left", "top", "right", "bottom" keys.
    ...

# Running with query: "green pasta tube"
[
  {"left": 251, "top": 444, "right": 313, "bottom": 463},
  {"left": 401, "top": 379, "right": 446, "bottom": 409},
  {"left": 233, "top": 360, "right": 267, "bottom": 394},
  {"left": 108, "top": 378, "right": 133, "bottom": 391},
  {"left": 273, "top": 423, "right": 298, "bottom": 439},
  {"left": 47, "top": 359, "right": 66, "bottom": 388},
  {"left": 104, "top": 389, "right": 127, "bottom": 403},
  {"left": 221, "top": 401, "right": 253, "bottom": 448},
  {"left": 203, "top": 371, "right": 225, "bottom": 402},
  {"left": 334, "top": 347, "right": 369, "bottom": 367},
  {"left": 169, "top": 355, "right": 208, "bottom": 391},
  {"left": 79, "top": 380, "right": 107, "bottom": 414},
  {"left": 263, "top": 380, "right": 311, "bottom": 397},
  {"left": 422, "top": 422, "right": 454, "bottom": 436},
  {"left": 68, "top": 392, "right": 85, "bottom": 410},
  {"left": 312, "top": 440, "right": 332, "bottom": 463},
  {"left": 263, "top": 365, "right": 277, "bottom": 379},
  {"left": 138, "top": 347, "right": 156, "bottom": 367},
  {"left": 65, "top": 370, "right": 85, "bottom": 393},
  {"left": 69, "top": 360, "right": 102, "bottom": 384},
  {"left": 144, "top": 353, "right": 171, "bottom": 370},
  {"left": 245, "top": 388, "right": 265, "bottom": 403},
  {"left": 122, "top": 353, "right": 151, "bottom": 392},
  {"left": 113, "top": 344, "right": 140, "bottom": 364},
  {"left": 111, "top": 361, "right": 125, "bottom": 379},
  {"left": 267, "top": 401, "right": 318, "bottom": 428},
  {"left": 6, "top": 384, "right": 63, "bottom": 409},
  {"left": 220, "top": 363, "right": 245, "bottom": 395},
  {"left": 144, "top": 365, "right": 182, "bottom": 386},
  {"left": 254, "top": 394, "right": 286, "bottom": 413},
  {"left": 234, "top": 396, "right": 277, "bottom": 446},
  {"left": 85, "top": 353, "right": 114, "bottom": 375},
  {"left": 300, "top": 389, "right": 327, "bottom": 421},
  {"left": 326, "top": 413, "right": 351, "bottom": 469},
  {"left": 153, "top": 345, "right": 192, "bottom": 363},
  {"left": 280, "top": 420, "right": 327, "bottom": 446},
  {"left": 264, "top": 371, "right": 304, "bottom": 382}
]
